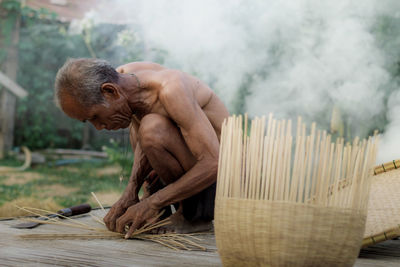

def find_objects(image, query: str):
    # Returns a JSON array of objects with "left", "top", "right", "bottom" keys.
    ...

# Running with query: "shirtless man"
[{"left": 54, "top": 58, "right": 229, "bottom": 238}]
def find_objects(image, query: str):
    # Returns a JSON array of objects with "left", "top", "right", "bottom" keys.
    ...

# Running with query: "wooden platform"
[
  {"left": 0, "top": 209, "right": 221, "bottom": 267},
  {"left": 0, "top": 209, "right": 399, "bottom": 266}
]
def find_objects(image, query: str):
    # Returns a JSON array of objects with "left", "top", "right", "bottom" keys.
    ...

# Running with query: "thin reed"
[
  {"left": 215, "top": 114, "right": 378, "bottom": 266},
  {"left": 16, "top": 206, "right": 206, "bottom": 251}
]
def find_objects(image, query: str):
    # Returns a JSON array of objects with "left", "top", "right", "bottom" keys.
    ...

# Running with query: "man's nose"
[{"left": 92, "top": 121, "right": 106, "bottom": 130}]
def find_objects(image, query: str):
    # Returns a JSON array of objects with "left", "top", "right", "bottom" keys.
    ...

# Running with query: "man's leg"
[{"left": 138, "top": 114, "right": 215, "bottom": 233}]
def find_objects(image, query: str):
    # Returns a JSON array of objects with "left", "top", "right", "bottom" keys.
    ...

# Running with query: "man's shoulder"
[
  {"left": 157, "top": 70, "right": 190, "bottom": 97},
  {"left": 116, "top": 61, "right": 165, "bottom": 74}
]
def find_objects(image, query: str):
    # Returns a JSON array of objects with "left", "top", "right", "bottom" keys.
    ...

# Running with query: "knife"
[{"left": 13, "top": 203, "right": 92, "bottom": 229}]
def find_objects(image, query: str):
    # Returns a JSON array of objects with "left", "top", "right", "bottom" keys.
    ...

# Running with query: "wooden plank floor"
[
  {"left": 1, "top": 209, "right": 399, "bottom": 266},
  {"left": 356, "top": 239, "right": 400, "bottom": 267},
  {"left": 0, "top": 209, "right": 221, "bottom": 267}
]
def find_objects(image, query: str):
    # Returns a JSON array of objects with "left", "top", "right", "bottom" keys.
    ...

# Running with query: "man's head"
[{"left": 55, "top": 58, "right": 133, "bottom": 130}]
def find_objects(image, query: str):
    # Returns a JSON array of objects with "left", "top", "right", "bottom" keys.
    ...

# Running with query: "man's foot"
[{"left": 151, "top": 211, "right": 213, "bottom": 234}]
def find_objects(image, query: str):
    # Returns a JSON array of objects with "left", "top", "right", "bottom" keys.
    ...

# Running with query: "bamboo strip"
[{"left": 91, "top": 192, "right": 106, "bottom": 213}]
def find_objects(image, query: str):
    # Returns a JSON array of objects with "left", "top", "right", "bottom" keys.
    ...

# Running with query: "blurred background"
[{"left": 0, "top": 0, "right": 400, "bottom": 216}]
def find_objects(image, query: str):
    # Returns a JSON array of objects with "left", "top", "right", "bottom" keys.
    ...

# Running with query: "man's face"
[{"left": 60, "top": 93, "right": 132, "bottom": 131}]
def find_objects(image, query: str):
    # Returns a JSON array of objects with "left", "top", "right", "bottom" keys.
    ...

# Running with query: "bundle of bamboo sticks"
[{"left": 217, "top": 114, "right": 378, "bottom": 210}]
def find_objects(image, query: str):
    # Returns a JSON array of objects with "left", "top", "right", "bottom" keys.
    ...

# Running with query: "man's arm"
[
  {"left": 103, "top": 127, "right": 153, "bottom": 231},
  {"left": 118, "top": 117, "right": 151, "bottom": 200},
  {"left": 147, "top": 72, "right": 219, "bottom": 208},
  {"left": 123, "top": 142, "right": 153, "bottom": 201}
]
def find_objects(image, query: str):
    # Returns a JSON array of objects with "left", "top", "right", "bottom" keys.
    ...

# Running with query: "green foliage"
[
  {"left": 0, "top": 0, "right": 55, "bottom": 63},
  {"left": 0, "top": 153, "right": 20, "bottom": 166},
  {"left": 103, "top": 139, "right": 133, "bottom": 178},
  {"left": 0, "top": 1, "right": 18, "bottom": 63},
  {"left": 15, "top": 20, "right": 89, "bottom": 149},
  {"left": 0, "top": 1, "right": 166, "bottom": 150}
]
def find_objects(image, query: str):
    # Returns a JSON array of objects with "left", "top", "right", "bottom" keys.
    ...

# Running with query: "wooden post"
[{"left": 0, "top": 12, "right": 20, "bottom": 159}]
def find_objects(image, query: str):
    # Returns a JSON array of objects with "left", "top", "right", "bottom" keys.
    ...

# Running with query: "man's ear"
[{"left": 101, "top": 83, "right": 120, "bottom": 100}]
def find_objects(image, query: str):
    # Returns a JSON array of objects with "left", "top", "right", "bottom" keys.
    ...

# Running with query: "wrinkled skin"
[
  {"left": 116, "top": 198, "right": 159, "bottom": 238},
  {"left": 59, "top": 61, "right": 229, "bottom": 236}
]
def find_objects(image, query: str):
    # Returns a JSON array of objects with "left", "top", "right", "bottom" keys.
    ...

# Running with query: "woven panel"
[
  {"left": 215, "top": 197, "right": 366, "bottom": 267},
  {"left": 364, "top": 168, "right": 400, "bottom": 238}
]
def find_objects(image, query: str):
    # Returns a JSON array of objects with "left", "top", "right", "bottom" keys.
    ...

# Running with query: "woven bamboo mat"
[{"left": 363, "top": 160, "right": 400, "bottom": 247}]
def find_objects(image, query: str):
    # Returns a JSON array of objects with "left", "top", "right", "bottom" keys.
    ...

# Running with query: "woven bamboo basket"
[
  {"left": 215, "top": 115, "right": 378, "bottom": 267},
  {"left": 216, "top": 199, "right": 366, "bottom": 266},
  {"left": 362, "top": 160, "right": 400, "bottom": 247}
]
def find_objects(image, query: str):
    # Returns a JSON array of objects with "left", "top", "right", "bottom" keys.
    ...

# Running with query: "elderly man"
[{"left": 55, "top": 58, "right": 229, "bottom": 238}]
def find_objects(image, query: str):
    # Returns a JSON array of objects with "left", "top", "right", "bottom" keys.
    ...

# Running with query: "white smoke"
[
  {"left": 84, "top": 0, "right": 400, "bottom": 164},
  {"left": 379, "top": 91, "right": 400, "bottom": 162}
]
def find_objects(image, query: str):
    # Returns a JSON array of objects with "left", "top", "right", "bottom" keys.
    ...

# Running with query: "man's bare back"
[
  {"left": 116, "top": 62, "right": 227, "bottom": 138},
  {"left": 54, "top": 59, "right": 229, "bottom": 236}
]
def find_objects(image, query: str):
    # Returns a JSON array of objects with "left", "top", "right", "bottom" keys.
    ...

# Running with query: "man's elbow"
[{"left": 203, "top": 158, "right": 218, "bottom": 183}]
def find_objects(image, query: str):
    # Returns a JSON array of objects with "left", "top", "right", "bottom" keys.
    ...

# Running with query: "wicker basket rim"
[{"left": 374, "top": 159, "right": 400, "bottom": 175}]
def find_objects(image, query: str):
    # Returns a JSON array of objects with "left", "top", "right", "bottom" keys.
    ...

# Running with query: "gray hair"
[{"left": 54, "top": 58, "right": 119, "bottom": 107}]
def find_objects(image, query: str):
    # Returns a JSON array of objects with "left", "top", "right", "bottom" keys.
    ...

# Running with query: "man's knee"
[{"left": 138, "top": 114, "right": 172, "bottom": 150}]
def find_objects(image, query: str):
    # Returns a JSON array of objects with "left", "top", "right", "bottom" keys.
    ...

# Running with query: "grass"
[{"left": 0, "top": 157, "right": 130, "bottom": 217}]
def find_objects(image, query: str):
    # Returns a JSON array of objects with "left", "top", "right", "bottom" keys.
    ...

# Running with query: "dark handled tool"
[{"left": 13, "top": 203, "right": 92, "bottom": 229}]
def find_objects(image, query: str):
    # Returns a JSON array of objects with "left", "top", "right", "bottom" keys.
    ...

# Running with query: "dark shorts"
[
  {"left": 181, "top": 182, "right": 216, "bottom": 222},
  {"left": 145, "top": 172, "right": 216, "bottom": 222}
]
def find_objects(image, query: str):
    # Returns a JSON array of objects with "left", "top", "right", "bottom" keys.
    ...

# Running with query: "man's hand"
[
  {"left": 104, "top": 195, "right": 138, "bottom": 232},
  {"left": 116, "top": 198, "right": 159, "bottom": 239},
  {"left": 104, "top": 142, "right": 152, "bottom": 232}
]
